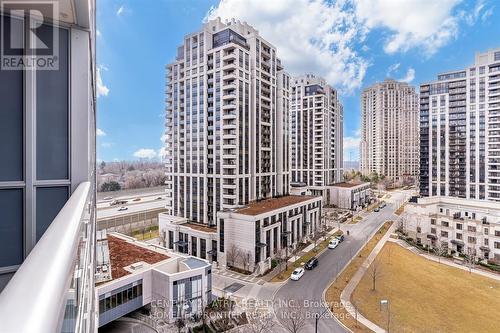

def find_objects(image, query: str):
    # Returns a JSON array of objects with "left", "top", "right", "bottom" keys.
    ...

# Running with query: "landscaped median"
[
  {"left": 324, "top": 221, "right": 393, "bottom": 333},
  {"left": 270, "top": 230, "right": 343, "bottom": 283}
]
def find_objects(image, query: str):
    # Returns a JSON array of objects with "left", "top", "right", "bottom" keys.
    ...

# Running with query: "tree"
[
  {"left": 279, "top": 299, "right": 307, "bottom": 333},
  {"left": 433, "top": 240, "right": 448, "bottom": 263},
  {"left": 226, "top": 244, "right": 242, "bottom": 268},
  {"left": 242, "top": 250, "right": 252, "bottom": 273},
  {"left": 369, "top": 259, "right": 383, "bottom": 291},
  {"left": 465, "top": 248, "right": 477, "bottom": 274},
  {"left": 100, "top": 181, "right": 121, "bottom": 192},
  {"left": 99, "top": 160, "right": 106, "bottom": 172},
  {"left": 242, "top": 311, "right": 275, "bottom": 333}
]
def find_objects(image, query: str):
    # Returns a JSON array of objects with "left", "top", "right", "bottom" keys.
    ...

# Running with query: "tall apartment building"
[
  {"left": 360, "top": 79, "right": 419, "bottom": 181},
  {"left": 161, "top": 18, "right": 290, "bottom": 254},
  {"left": 290, "top": 74, "right": 344, "bottom": 199},
  {"left": 161, "top": 20, "right": 324, "bottom": 271},
  {"left": 420, "top": 49, "right": 500, "bottom": 201},
  {"left": 0, "top": 1, "right": 97, "bottom": 332}
]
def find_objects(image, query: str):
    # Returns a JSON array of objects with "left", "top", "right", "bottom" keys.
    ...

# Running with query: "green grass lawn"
[{"left": 352, "top": 242, "right": 500, "bottom": 333}]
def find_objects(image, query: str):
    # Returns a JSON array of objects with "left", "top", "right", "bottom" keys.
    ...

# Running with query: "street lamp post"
[{"left": 314, "top": 307, "right": 330, "bottom": 333}]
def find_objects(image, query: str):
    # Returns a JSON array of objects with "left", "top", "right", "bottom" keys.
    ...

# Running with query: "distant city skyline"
[{"left": 96, "top": 0, "right": 499, "bottom": 162}]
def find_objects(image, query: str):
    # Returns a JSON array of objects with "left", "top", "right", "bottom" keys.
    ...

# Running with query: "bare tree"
[
  {"left": 433, "top": 240, "right": 448, "bottom": 263},
  {"left": 242, "top": 311, "right": 275, "bottom": 333},
  {"left": 465, "top": 248, "right": 477, "bottom": 274},
  {"left": 279, "top": 299, "right": 308, "bottom": 333},
  {"left": 275, "top": 249, "right": 287, "bottom": 278},
  {"left": 226, "top": 244, "right": 242, "bottom": 268},
  {"left": 369, "top": 259, "right": 383, "bottom": 291},
  {"left": 242, "top": 250, "right": 252, "bottom": 273}
]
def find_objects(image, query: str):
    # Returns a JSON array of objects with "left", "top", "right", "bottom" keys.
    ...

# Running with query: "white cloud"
[
  {"left": 101, "top": 142, "right": 114, "bottom": 148},
  {"left": 354, "top": 0, "right": 461, "bottom": 55},
  {"left": 96, "top": 66, "right": 109, "bottom": 98},
  {"left": 399, "top": 68, "right": 415, "bottom": 83},
  {"left": 97, "top": 128, "right": 106, "bottom": 137},
  {"left": 133, "top": 148, "right": 157, "bottom": 159},
  {"left": 96, "top": 29, "right": 101, "bottom": 37},
  {"left": 116, "top": 5, "right": 125, "bottom": 16},
  {"left": 386, "top": 62, "right": 400, "bottom": 76},
  {"left": 158, "top": 147, "right": 167, "bottom": 161},
  {"left": 462, "top": 0, "right": 494, "bottom": 26},
  {"left": 160, "top": 133, "right": 168, "bottom": 143},
  {"left": 344, "top": 136, "right": 361, "bottom": 150},
  {"left": 206, "top": 0, "right": 369, "bottom": 92}
]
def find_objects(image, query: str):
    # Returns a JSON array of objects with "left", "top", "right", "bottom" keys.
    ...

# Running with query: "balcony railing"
[{"left": 0, "top": 182, "right": 96, "bottom": 333}]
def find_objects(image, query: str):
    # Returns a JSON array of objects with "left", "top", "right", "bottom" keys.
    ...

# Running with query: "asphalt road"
[{"left": 273, "top": 190, "right": 411, "bottom": 333}]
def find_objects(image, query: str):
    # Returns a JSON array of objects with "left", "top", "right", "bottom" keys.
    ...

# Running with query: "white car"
[
  {"left": 290, "top": 268, "right": 304, "bottom": 281},
  {"left": 118, "top": 206, "right": 128, "bottom": 211},
  {"left": 328, "top": 239, "right": 339, "bottom": 249}
]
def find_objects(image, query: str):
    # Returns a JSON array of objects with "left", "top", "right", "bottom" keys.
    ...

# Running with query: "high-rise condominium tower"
[
  {"left": 164, "top": 18, "right": 290, "bottom": 228},
  {"left": 420, "top": 49, "right": 500, "bottom": 201},
  {"left": 290, "top": 74, "right": 343, "bottom": 198},
  {"left": 360, "top": 79, "right": 419, "bottom": 181}
]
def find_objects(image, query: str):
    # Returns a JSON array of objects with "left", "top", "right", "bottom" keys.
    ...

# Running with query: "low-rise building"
[
  {"left": 217, "top": 195, "right": 322, "bottom": 274},
  {"left": 326, "top": 182, "right": 371, "bottom": 210},
  {"left": 96, "top": 232, "right": 212, "bottom": 327},
  {"left": 159, "top": 215, "right": 219, "bottom": 263},
  {"left": 404, "top": 196, "right": 500, "bottom": 262}
]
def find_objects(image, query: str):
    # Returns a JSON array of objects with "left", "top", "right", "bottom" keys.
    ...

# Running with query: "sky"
[{"left": 96, "top": 0, "right": 499, "bottom": 162}]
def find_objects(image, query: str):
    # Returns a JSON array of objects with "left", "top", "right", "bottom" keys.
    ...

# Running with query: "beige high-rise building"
[
  {"left": 290, "top": 74, "right": 344, "bottom": 199},
  {"left": 360, "top": 79, "right": 419, "bottom": 181}
]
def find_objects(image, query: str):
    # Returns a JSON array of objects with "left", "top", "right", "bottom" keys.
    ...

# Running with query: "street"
[{"left": 273, "top": 190, "right": 411, "bottom": 333}]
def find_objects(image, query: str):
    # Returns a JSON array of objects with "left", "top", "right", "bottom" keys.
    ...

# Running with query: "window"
[
  {"left": 431, "top": 218, "right": 436, "bottom": 225},
  {"left": 456, "top": 223, "right": 462, "bottom": 230},
  {"left": 456, "top": 233, "right": 462, "bottom": 240},
  {"left": 467, "top": 226, "right": 477, "bottom": 232},
  {"left": 441, "top": 221, "right": 449, "bottom": 227},
  {"left": 441, "top": 231, "right": 448, "bottom": 237},
  {"left": 495, "top": 242, "right": 500, "bottom": 249},
  {"left": 468, "top": 236, "right": 476, "bottom": 244},
  {"left": 495, "top": 51, "right": 500, "bottom": 61},
  {"left": 495, "top": 230, "right": 500, "bottom": 237}
]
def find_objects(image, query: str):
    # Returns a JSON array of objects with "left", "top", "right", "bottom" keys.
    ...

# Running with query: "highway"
[
  {"left": 273, "top": 190, "right": 411, "bottom": 333},
  {"left": 97, "top": 200, "right": 166, "bottom": 219}
]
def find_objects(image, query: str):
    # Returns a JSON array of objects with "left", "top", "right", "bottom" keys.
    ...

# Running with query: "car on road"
[
  {"left": 328, "top": 239, "right": 339, "bottom": 249},
  {"left": 290, "top": 267, "right": 305, "bottom": 280},
  {"left": 380, "top": 202, "right": 386, "bottom": 208},
  {"left": 374, "top": 207, "right": 380, "bottom": 212},
  {"left": 335, "top": 234, "right": 345, "bottom": 242},
  {"left": 118, "top": 206, "right": 128, "bottom": 211},
  {"left": 304, "top": 257, "right": 318, "bottom": 270},
  {"left": 103, "top": 196, "right": 113, "bottom": 200},
  {"left": 133, "top": 198, "right": 141, "bottom": 202}
]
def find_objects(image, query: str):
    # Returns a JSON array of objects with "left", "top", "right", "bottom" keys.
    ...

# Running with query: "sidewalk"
[
  {"left": 340, "top": 223, "right": 397, "bottom": 333},
  {"left": 390, "top": 238, "right": 500, "bottom": 282}
]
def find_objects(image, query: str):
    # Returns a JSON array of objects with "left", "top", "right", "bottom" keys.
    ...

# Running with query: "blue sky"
[{"left": 96, "top": 0, "right": 499, "bottom": 162}]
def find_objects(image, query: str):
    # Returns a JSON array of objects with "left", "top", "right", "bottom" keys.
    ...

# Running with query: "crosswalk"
[{"left": 215, "top": 268, "right": 266, "bottom": 284}]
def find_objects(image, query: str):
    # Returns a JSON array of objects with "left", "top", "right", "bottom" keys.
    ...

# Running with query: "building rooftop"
[
  {"left": 331, "top": 182, "right": 368, "bottom": 188},
  {"left": 107, "top": 235, "right": 169, "bottom": 281},
  {"left": 234, "top": 195, "right": 318, "bottom": 216},
  {"left": 183, "top": 222, "right": 217, "bottom": 234}
]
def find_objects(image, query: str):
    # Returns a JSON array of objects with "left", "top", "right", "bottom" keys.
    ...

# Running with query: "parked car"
[
  {"left": 103, "top": 196, "right": 113, "bottom": 200},
  {"left": 305, "top": 257, "right": 319, "bottom": 270},
  {"left": 336, "top": 234, "right": 345, "bottom": 242},
  {"left": 133, "top": 198, "right": 141, "bottom": 202},
  {"left": 118, "top": 206, "right": 128, "bottom": 211},
  {"left": 328, "top": 239, "right": 339, "bottom": 249},
  {"left": 290, "top": 267, "right": 305, "bottom": 281},
  {"left": 374, "top": 207, "right": 380, "bottom": 212},
  {"left": 380, "top": 202, "right": 386, "bottom": 208}
]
